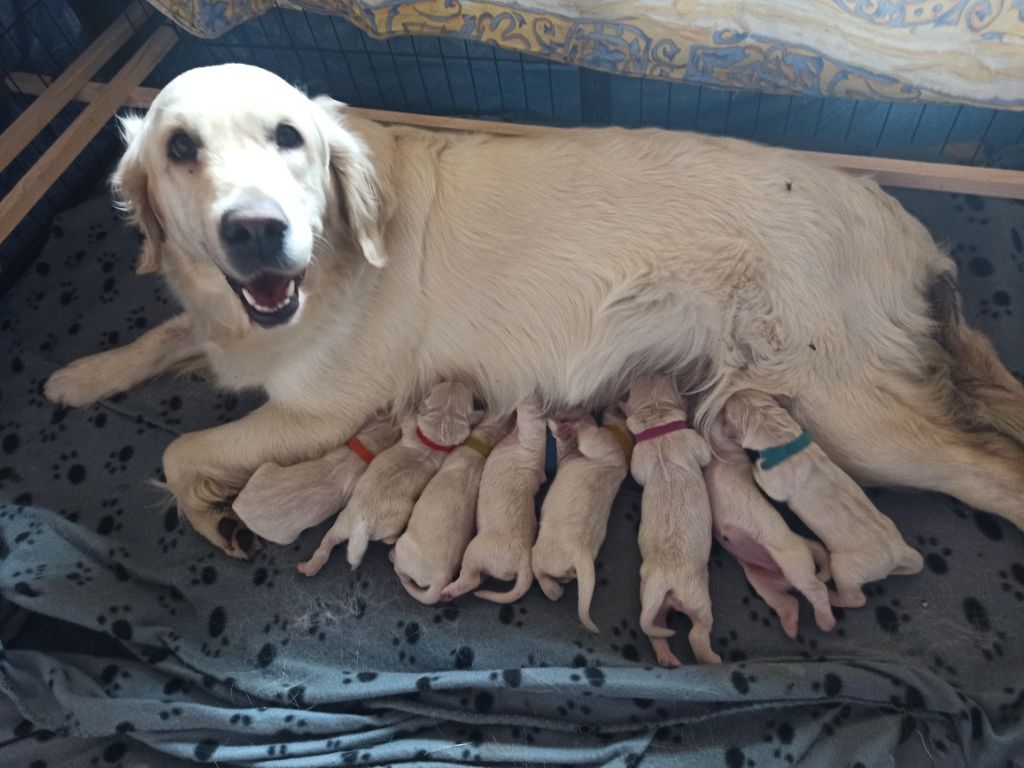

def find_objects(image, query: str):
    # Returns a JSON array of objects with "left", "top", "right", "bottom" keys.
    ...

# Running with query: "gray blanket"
[{"left": 0, "top": 185, "right": 1022, "bottom": 766}]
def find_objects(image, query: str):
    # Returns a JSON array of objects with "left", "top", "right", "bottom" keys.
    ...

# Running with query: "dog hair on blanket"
[
  {"left": 705, "top": 412, "right": 835, "bottom": 639},
  {"left": 233, "top": 413, "right": 399, "bottom": 544},
  {"left": 299, "top": 382, "right": 482, "bottom": 574},
  {"left": 625, "top": 375, "right": 721, "bottom": 666},
  {"left": 530, "top": 406, "right": 631, "bottom": 632},
  {"left": 440, "top": 395, "right": 547, "bottom": 604},
  {"left": 721, "top": 389, "right": 924, "bottom": 608},
  {"left": 391, "top": 414, "right": 514, "bottom": 604}
]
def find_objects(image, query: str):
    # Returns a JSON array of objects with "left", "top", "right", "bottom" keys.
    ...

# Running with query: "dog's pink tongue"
[{"left": 245, "top": 274, "right": 290, "bottom": 307}]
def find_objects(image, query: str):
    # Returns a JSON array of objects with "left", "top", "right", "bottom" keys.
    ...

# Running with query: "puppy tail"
[
  {"left": 575, "top": 558, "right": 599, "bottom": 634},
  {"left": 930, "top": 271, "right": 1024, "bottom": 448},
  {"left": 639, "top": 584, "right": 675, "bottom": 639},
  {"left": 476, "top": 559, "right": 533, "bottom": 604},
  {"left": 346, "top": 521, "right": 371, "bottom": 570}
]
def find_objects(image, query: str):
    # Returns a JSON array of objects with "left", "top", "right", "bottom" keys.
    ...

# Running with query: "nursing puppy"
[
  {"left": 391, "top": 414, "right": 513, "bottom": 604},
  {"left": 48, "top": 64, "right": 1024, "bottom": 559},
  {"left": 625, "top": 376, "right": 721, "bottom": 666},
  {"left": 299, "top": 382, "right": 482, "bottom": 573},
  {"left": 705, "top": 414, "right": 835, "bottom": 639},
  {"left": 233, "top": 413, "right": 399, "bottom": 545},
  {"left": 721, "top": 390, "right": 924, "bottom": 608},
  {"left": 440, "top": 396, "right": 546, "bottom": 604},
  {"left": 531, "top": 407, "right": 631, "bottom": 632}
]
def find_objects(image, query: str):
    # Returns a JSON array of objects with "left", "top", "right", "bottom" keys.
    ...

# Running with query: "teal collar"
[{"left": 758, "top": 430, "right": 811, "bottom": 470}]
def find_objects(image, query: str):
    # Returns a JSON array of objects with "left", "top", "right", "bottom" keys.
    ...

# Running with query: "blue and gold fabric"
[{"left": 146, "top": 1, "right": 1024, "bottom": 108}]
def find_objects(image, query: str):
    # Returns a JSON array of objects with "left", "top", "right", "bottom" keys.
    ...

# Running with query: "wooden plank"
[
  {"left": 7, "top": 70, "right": 1024, "bottom": 199},
  {"left": 0, "top": 26, "right": 178, "bottom": 245},
  {"left": 0, "top": 1, "right": 151, "bottom": 174}
]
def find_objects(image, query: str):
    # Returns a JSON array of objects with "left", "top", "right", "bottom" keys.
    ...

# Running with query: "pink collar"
[
  {"left": 416, "top": 426, "right": 457, "bottom": 453},
  {"left": 633, "top": 419, "right": 690, "bottom": 443}
]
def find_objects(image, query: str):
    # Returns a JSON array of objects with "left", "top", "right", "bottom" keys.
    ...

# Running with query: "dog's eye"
[
  {"left": 167, "top": 130, "right": 198, "bottom": 162},
  {"left": 275, "top": 123, "right": 303, "bottom": 150}
]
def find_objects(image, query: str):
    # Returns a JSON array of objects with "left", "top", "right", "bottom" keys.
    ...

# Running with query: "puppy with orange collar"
[
  {"left": 233, "top": 414, "right": 399, "bottom": 545},
  {"left": 299, "top": 382, "right": 482, "bottom": 573}
]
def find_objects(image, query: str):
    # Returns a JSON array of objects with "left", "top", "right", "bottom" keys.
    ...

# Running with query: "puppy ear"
[
  {"left": 111, "top": 113, "right": 164, "bottom": 275},
  {"left": 314, "top": 96, "right": 387, "bottom": 268}
]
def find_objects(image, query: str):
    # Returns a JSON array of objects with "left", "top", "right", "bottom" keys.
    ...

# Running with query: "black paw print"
[
  {"left": 85, "top": 221, "right": 108, "bottom": 244},
  {"left": 9, "top": 563, "right": 47, "bottom": 598},
  {"left": 151, "top": 284, "right": 173, "bottom": 306},
  {"left": 126, "top": 306, "right": 149, "bottom": 330},
  {"left": 87, "top": 741, "right": 130, "bottom": 768},
  {"left": 213, "top": 392, "right": 241, "bottom": 423},
  {"left": 12, "top": 519, "right": 45, "bottom": 547},
  {"left": 199, "top": 605, "right": 232, "bottom": 658},
  {"left": 7, "top": 341, "right": 25, "bottom": 374},
  {"left": 156, "top": 585, "right": 185, "bottom": 617},
  {"left": 99, "top": 251, "right": 117, "bottom": 274},
  {"left": 62, "top": 247, "right": 86, "bottom": 268},
  {"left": 106, "top": 545, "right": 133, "bottom": 582},
  {"left": 394, "top": 619, "right": 422, "bottom": 665},
  {"left": 158, "top": 395, "right": 183, "bottom": 425},
  {"left": 157, "top": 506, "right": 186, "bottom": 554},
  {"left": 57, "top": 279, "right": 78, "bottom": 307},
  {"left": 65, "top": 560, "right": 95, "bottom": 587},
  {"left": 98, "top": 275, "right": 120, "bottom": 304},
  {"left": 103, "top": 445, "right": 135, "bottom": 474},
  {"left": 998, "top": 562, "right": 1024, "bottom": 603},
  {"left": 98, "top": 662, "right": 131, "bottom": 695},
  {"left": 88, "top": 411, "right": 108, "bottom": 430},
  {"left": 187, "top": 553, "right": 220, "bottom": 587},
  {"left": 497, "top": 603, "right": 528, "bottom": 629},
  {"left": 251, "top": 563, "right": 282, "bottom": 589},
  {"left": 36, "top": 331, "right": 59, "bottom": 354},
  {"left": 66, "top": 314, "right": 83, "bottom": 336},
  {"left": 914, "top": 534, "right": 953, "bottom": 576},
  {"left": 25, "top": 288, "right": 47, "bottom": 312},
  {"left": 1, "top": 421, "right": 21, "bottom": 456},
  {"left": 868, "top": 587, "right": 912, "bottom": 634},
  {"left": 51, "top": 450, "right": 87, "bottom": 484},
  {"left": 38, "top": 406, "right": 69, "bottom": 444},
  {"left": 98, "top": 329, "right": 121, "bottom": 348},
  {"left": 96, "top": 604, "right": 135, "bottom": 642},
  {"left": 609, "top": 618, "right": 643, "bottom": 662}
]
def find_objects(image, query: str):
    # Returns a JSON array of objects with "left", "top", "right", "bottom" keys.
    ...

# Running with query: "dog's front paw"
[
  {"left": 45, "top": 356, "right": 121, "bottom": 408},
  {"left": 164, "top": 438, "right": 261, "bottom": 559}
]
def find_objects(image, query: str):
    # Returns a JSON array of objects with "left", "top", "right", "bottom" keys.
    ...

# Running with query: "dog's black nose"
[{"left": 219, "top": 199, "right": 289, "bottom": 270}]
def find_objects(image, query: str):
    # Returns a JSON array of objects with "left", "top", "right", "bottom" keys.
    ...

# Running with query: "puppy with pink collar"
[
  {"left": 530, "top": 406, "right": 632, "bottom": 632},
  {"left": 299, "top": 382, "right": 482, "bottom": 574},
  {"left": 625, "top": 376, "right": 721, "bottom": 666}
]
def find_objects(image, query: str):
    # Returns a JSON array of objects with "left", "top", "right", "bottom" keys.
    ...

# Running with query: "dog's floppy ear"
[
  {"left": 313, "top": 96, "right": 387, "bottom": 268},
  {"left": 111, "top": 113, "right": 165, "bottom": 275}
]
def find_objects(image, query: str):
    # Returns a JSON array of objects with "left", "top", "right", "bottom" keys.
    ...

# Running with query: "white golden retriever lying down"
[{"left": 45, "top": 63, "right": 1024, "bottom": 557}]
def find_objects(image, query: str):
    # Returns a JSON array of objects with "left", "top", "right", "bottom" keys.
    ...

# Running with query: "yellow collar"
[
  {"left": 464, "top": 435, "right": 492, "bottom": 459},
  {"left": 603, "top": 424, "right": 633, "bottom": 463}
]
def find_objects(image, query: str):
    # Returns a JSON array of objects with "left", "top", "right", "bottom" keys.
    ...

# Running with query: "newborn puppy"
[
  {"left": 440, "top": 396, "right": 546, "bottom": 604},
  {"left": 531, "top": 407, "right": 631, "bottom": 632},
  {"left": 722, "top": 389, "right": 923, "bottom": 608},
  {"left": 299, "top": 382, "right": 483, "bottom": 573},
  {"left": 233, "top": 414, "right": 399, "bottom": 545},
  {"left": 391, "top": 414, "right": 514, "bottom": 604},
  {"left": 626, "top": 375, "right": 721, "bottom": 666},
  {"left": 705, "top": 413, "right": 835, "bottom": 639}
]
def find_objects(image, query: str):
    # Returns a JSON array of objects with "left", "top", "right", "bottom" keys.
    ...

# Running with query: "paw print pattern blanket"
[{"left": 0, "top": 186, "right": 1022, "bottom": 766}]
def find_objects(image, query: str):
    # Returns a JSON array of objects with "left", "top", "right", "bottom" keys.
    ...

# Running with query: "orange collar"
[{"left": 347, "top": 436, "right": 376, "bottom": 463}]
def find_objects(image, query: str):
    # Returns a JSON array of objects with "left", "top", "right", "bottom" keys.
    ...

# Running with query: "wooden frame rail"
[
  {"left": 0, "top": 13, "right": 177, "bottom": 245},
  {"left": 7, "top": 71, "right": 1024, "bottom": 202}
]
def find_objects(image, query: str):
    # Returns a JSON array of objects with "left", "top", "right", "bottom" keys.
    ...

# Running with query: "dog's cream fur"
[
  {"left": 440, "top": 397, "right": 546, "bottom": 603},
  {"left": 721, "top": 390, "right": 924, "bottom": 607},
  {"left": 232, "top": 414, "right": 399, "bottom": 545},
  {"left": 625, "top": 377, "right": 721, "bottom": 666},
  {"left": 391, "top": 415, "right": 513, "bottom": 604},
  {"left": 44, "top": 64, "right": 1024, "bottom": 557},
  {"left": 530, "top": 408, "right": 630, "bottom": 632},
  {"left": 298, "top": 382, "right": 481, "bottom": 573},
  {"left": 705, "top": 413, "right": 835, "bottom": 639}
]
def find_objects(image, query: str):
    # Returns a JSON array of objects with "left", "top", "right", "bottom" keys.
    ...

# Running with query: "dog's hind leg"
[{"left": 798, "top": 390, "right": 1024, "bottom": 532}]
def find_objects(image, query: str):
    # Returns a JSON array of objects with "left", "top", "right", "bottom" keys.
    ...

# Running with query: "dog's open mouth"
[{"left": 226, "top": 271, "right": 305, "bottom": 328}]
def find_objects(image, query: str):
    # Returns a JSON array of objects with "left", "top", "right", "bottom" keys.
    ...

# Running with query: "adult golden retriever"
[{"left": 46, "top": 64, "right": 1024, "bottom": 557}]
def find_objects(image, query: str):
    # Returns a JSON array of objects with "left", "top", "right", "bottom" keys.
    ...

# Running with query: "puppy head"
[
  {"left": 417, "top": 382, "right": 485, "bottom": 446},
  {"left": 112, "top": 64, "right": 386, "bottom": 331}
]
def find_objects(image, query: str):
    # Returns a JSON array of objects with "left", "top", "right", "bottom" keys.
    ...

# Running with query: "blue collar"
[{"left": 758, "top": 430, "right": 812, "bottom": 470}]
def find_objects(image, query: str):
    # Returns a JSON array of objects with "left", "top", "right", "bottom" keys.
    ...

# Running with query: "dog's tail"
[
  {"left": 345, "top": 520, "right": 371, "bottom": 570},
  {"left": 638, "top": 580, "right": 675, "bottom": 640},
  {"left": 575, "top": 558, "right": 599, "bottom": 634},
  {"left": 476, "top": 557, "right": 533, "bottom": 604},
  {"left": 930, "top": 271, "right": 1024, "bottom": 447}
]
